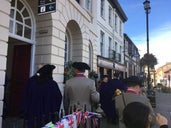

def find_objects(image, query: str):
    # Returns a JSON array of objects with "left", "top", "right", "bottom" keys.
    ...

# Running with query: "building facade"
[
  {"left": 0, "top": 0, "right": 98, "bottom": 127},
  {"left": 124, "top": 33, "right": 141, "bottom": 78},
  {"left": 155, "top": 62, "right": 171, "bottom": 88},
  {"left": 96, "top": 0, "right": 127, "bottom": 79},
  {"left": 0, "top": 0, "right": 142, "bottom": 127}
]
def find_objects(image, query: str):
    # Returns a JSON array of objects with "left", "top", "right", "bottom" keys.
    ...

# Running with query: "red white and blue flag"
[{"left": 42, "top": 111, "right": 100, "bottom": 128}]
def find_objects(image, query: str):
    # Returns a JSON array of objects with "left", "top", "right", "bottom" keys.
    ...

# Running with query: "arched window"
[{"left": 9, "top": 0, "right": 34, "bottom": 43}]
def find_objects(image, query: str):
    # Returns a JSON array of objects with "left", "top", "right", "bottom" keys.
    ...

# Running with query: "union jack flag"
[
  {"left": 54, "top": 121, "right": 64, "bottom": 128},
  {"left": 81, "top": 111, "right": 89, "bottom": 125},
  {"left": 74, "top": 112, "right": 82, "bottom": 126},
  {"left": 68, "top": 116, "right": 74, "bottom": 128},
  {"left": 92, "top": 117, "right": 98, "bottom": 127}
]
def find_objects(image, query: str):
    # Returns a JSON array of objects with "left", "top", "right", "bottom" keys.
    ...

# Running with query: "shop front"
[{"left": 97, "top": 56, "right": 126, "bottom": 80}]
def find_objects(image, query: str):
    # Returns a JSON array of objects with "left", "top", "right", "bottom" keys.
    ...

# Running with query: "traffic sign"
[{"left": 38, "top": 0, "right": 56, "bottom": 15}]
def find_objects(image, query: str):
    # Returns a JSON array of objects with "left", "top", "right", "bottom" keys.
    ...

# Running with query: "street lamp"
[{"left": 143, "top": 0, "right": 151, "bottom": 89}]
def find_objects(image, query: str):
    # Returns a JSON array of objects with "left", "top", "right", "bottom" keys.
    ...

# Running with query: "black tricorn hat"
[
  {"left": 37, "top": 64, "right": 55, "bottom": 74},
  {"left": 72, "top": 62, "right": 90, "bottom": 70},
  {"left": 123, "top": 76, "right": 142, "bottom": 87}
]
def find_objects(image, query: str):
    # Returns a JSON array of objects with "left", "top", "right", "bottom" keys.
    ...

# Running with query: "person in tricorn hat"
[
  {"left": 115, "top": 76, "right": 155, "bottom": 128},
  {"left": 20, "top": 64, "right": 62, "bottom": 128},
  {"left": 64, "top": 62, "right": 99, "bottom": 115}
]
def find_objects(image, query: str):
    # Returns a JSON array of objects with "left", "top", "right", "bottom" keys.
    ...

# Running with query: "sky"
[{"left": 118, "top": 0, "right": 171, "bottom": 69}]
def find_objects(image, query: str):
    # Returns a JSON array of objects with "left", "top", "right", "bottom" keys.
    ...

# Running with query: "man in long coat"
[{"left": 64, "top": 62, "right": 99, "bottom": 114}]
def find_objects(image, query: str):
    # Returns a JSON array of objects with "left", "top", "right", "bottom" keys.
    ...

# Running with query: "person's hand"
[{"left": 155, "top": 113, "right": 168, "bottom": 126}]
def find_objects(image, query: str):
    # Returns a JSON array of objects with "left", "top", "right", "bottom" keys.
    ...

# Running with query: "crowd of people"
[{"left": 20, "top": 62, "right": 168, "bottom": 128}]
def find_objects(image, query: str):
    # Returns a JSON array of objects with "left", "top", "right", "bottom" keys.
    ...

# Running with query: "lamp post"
[{"left": 143, "top": 0, "right": 151, "bottom": 89}]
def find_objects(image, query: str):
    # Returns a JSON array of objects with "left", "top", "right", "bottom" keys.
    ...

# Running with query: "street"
[{"left": 154, "top": 91, "right": 171, "bottom": 127}]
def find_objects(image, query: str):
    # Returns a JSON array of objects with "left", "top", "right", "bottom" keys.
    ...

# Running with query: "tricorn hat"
[
  {"left": 72, "top": 62, "right": 90, "bottom": 70},
  {"left": 123, "top": 76, "right": 142, "bottom": 87},
  {"left": 37, "top": 64, "right": 55, "bottom": 75}
]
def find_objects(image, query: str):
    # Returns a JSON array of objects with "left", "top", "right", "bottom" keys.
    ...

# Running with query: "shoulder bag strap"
[{"left": 121, "top": 92, "right": 127, "bottom": 107}]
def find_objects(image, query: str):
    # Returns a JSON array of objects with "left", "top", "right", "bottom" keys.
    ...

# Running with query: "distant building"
[
  {"left": 123, "top": 33, "right": 141, "bottom": 78},
  {"left": 156, "top": 62, "right": 171, "bottom": 87}
]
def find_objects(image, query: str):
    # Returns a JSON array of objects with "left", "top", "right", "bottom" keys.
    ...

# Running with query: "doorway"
[{"left": 4, "top": 38, "right": 31, "bottom": 117}]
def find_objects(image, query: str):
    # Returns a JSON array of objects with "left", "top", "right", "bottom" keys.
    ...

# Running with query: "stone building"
[
  {"left": 0, "top": 0, "right": 98, "bottom": 127},
  {"left": 0, "top": 0, "right": 142, "bottom": 127},
  {"left": 155, "top": 62, "right": 171, "bottom": 87}
]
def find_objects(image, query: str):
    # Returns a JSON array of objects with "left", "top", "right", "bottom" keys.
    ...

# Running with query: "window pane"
[
  {"left": 11, "top": 0, "right": 15, "bottom": 7},
  {"left": 16, "top": 11, "right": 23, "bottom": 23},
  {"left": 10, "top": 9, "right": 14, "bottom": 18},
  {"left": 24, "top": 27, "right": 31, "bottom": 39},
  {"left": 9, "top": 20, "right": 14, "bottom": 33},
  {"left": 109, "top": 7, "right": 112, "bottom": 25},
  {"left": 15, "top": 23, "right": 23, "bottom": 36},
  {"left": 85, "top": 0, "right": 91, "bottom": 11},
  {"left": 17, "top": 0, "right": 24, "bottom": 11},
  {"left": 101, "top": 0, "right": 104, "bottom": 17},
  {"left": 25, "top": 19, "right": 31, "bottom": 27},
  {"left": 22, "top": 8, "right": 29, "bottom": 17}
]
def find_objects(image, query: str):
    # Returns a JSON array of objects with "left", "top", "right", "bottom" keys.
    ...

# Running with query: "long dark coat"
[
  {"left": 20, "top": 75, "right": 62, "bottom": 128},
  {"left": 101, "top": 78, "right": 127, "bottom": 122},
  {"left": 99, "top": 81, "right": 115, "bottom": 120}
]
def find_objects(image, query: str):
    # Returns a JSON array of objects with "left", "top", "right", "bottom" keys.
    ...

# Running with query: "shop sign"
[
  {"left": 38, "top": 0, "right": 56, "bottom": 15},
  {"left": 97, "top": 58, "right": 126, "bottom": 72}
]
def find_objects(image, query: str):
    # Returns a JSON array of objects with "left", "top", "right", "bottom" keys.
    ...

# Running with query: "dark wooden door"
[{"left": 10, "top": 44, "right": 31, "bottom": 116}]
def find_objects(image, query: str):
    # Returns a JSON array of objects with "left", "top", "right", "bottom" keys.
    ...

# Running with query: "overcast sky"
[{"left": 118, "top": 0, "right": 171, "bottom": 69}]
